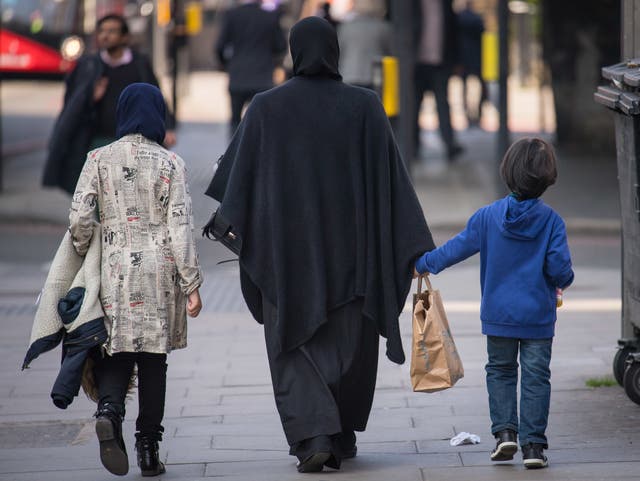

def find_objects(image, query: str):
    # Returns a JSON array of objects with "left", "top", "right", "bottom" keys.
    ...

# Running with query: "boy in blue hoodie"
[{"left": 414, "top": 137, "right": 574, "bottom": 469}]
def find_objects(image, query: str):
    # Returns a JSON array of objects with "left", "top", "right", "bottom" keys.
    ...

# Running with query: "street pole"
[
  {"left": 497, "top": 0, "right": 510, "bottom": 160},
  {"left": 170, "top": 0, "right": 180, "bottom": 124},
  {"left": 391, "top": 0, "right": 415, "bottom": 173},
  {"left": 622, "top": 0, "right": 640, "bottom": 58}
]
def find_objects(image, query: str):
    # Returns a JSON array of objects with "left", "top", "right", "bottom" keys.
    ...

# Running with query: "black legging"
[{"left": 92, "top": 351, "right": 167, "bottom": 441}]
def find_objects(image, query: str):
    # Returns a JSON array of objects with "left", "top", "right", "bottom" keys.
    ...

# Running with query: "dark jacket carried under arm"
[{"left": 23, "top": 225, "right": 107, "bottom": 409}]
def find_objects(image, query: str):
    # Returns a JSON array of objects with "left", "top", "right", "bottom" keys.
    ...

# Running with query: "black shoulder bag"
[{"left": 202, "top": 209, "right": 241, "bottom": 256}]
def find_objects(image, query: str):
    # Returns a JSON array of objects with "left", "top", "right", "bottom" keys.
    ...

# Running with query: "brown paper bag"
[{"left": 410, "top": 276, "right": 464, "bottom": 392}]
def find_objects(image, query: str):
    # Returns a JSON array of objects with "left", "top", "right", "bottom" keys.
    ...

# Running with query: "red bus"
[{"left": 0, "top": 0, "right": 87, "bottom": 78}]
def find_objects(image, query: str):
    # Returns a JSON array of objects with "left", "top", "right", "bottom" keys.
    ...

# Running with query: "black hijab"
[
  {"left": 115, "top": 83, "right": 166, "bottom": 144},
  {"left": 289, "top": 16, "right": 342, "bottom": 80}
]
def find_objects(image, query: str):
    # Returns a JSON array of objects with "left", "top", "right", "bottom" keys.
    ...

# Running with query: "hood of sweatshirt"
[{"left": 496, "top": 195, "right": 552, "bottom": 240}]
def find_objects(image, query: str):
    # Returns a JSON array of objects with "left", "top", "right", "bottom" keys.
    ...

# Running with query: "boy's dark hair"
[
  {"left": 500, "top": 137, "right": 557, "bottom": 200},
  {"left": 97, "top": 14, "right": 130, "bottom": 36}
]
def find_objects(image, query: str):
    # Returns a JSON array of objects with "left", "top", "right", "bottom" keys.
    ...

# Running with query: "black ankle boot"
[
  {"left": 95, "top": 405, "right": 128, "bottom": 476},
  {"left": 135, "top": 437, "right": 166, "bottom": 476}
]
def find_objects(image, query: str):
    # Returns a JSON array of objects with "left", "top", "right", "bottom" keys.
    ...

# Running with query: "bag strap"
[{"left": 416, "top": 275, "right": 433, "bottom": 295}]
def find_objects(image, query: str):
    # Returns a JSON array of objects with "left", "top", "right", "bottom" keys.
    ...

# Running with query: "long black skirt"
[{"left": 262, "top": 297, "right": 379, "bottom": 467}]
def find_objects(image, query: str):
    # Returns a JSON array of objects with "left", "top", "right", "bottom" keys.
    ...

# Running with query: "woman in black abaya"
[{"left": 205, "top": 16, "right": 435, "bottom": 473}]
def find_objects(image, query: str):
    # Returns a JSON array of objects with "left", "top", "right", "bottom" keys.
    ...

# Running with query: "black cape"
[{"left": 205, "top": 20, "right": 434, "bottom": 365}]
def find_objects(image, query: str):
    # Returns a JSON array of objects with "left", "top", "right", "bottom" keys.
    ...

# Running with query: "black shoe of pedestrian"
[
  {"left": 490, "top": 429, "right": 518, "bottom": 461},
  {"left": 339, "top": 431, "right": 357, "bottom": 459},
  {"left": 522, "top": 443, "right": 548, "bottom": 469},
  {"left": 95, "top": 407, "right": 128, "bottom": 476},
  {"left": 296, "top": 452, "right": 331, "bottom": 473},
  {"left": 135, "top": 437, "right": 166, "bottom": 477},
  {"left": 342, "top": 445, "right": 357, "bottom": 459}
]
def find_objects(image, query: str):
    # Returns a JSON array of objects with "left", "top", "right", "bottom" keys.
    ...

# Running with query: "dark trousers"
[
  {"left": 414, "top": 63, "right": 456, "bottom": 154},
  {"left": 92, "top": 351, "right": 167, "bottom": 441},
  {"left": 229, "top": 89, "right": 264, "bottom": 137}
]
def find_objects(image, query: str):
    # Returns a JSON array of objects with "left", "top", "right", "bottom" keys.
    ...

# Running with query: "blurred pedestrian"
[
  {"left": 205, "top": 17, "right": 434, "bottom": 473},
  {"left": 458, "top": 1, "right": 487, "bottom": 128},
  {"left": 69, "top": 83, "right": 202, "bottom": 477},
  {"left": 412, "top": 0, "right": 464, "bottom": 161},
  {"left": 215, "top": 0, "right": 287, "bottom": 137},
  {"left": 300, "top": 0, "right": 340, "bottom": 27},
  {"left": 43, "top": 13, "right": 176, "bottom": 195},
  {"left": 414, "top": 137, "right": 574, "bottom": 470},
  {"left": 319, "top": 1, "right": 340, "bottom": 28},
  {"left": 338, "top": 0, "right": 392, "bottom": 90}
]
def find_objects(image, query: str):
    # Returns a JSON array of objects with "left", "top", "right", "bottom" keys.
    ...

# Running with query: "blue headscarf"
[{"left": 115, "top": 83, "right": 166, "bottom": 144}]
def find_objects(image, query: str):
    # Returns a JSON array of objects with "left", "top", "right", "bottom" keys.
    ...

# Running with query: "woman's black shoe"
[
  {"left": 136, "top": 437, "right": 166, "bottom": 477},
  {"left": 342, "top": 445, "right": 357, "bottom": 459},
  {"left": 296, "top": 452, "right": 331, "bottom": 473},
  {"left": 95, "top": 407, "right": 129, "bottom": 476},
  {"left": 339, "top": 431, "right": 357, "bottom": 459}
]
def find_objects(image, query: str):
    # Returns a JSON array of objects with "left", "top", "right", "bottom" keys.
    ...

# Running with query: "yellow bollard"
[
  {"left": 185, "top": 2, "right": 203, "bottom": 36},
  {"left": 482, "top": 31, "right": 499, "bottom": 82},
  {"left": 381, "top": 56, "right": 399, "bottom": 117}
]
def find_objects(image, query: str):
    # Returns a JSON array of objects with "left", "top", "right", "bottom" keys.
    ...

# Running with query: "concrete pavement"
[
  {"left": 0, "top": 260, "right": 636, "bottom": 480},
  {"left": 0, "top": 72, "right": 636, "bottom": 480}
]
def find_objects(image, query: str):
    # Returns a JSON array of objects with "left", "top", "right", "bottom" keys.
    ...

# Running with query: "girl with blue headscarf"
[{"left": 69, "top": 83, "right": 203, "bottom": 477}]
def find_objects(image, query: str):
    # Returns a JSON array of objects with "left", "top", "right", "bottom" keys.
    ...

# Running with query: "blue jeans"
[{"left": 485, "top": 336, "right": 552, "bottom": 448}]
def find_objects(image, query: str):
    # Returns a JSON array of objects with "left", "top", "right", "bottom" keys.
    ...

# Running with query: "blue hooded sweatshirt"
[{"left": 415, "top": 195, "right": 574, "bottom": 339}]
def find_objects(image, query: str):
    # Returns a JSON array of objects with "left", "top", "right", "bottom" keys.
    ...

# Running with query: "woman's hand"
[{"left": 187, "top": 289, "right": 202, "bottom": 317}]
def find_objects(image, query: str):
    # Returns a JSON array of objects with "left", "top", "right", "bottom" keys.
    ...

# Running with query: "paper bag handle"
[{"left": 417, "top": 275, "right": 433, "bottom": 295}]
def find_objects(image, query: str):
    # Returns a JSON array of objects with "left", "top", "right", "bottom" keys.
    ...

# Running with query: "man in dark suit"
[
  {"left": 412, "top": 0, "right": 463, "bottom": 162},
  {"left": 215, "top": 0, "right": 287, "bottom": 136}
]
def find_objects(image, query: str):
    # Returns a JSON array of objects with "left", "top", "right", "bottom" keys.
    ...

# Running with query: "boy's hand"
[
  {"left": 187, "top": 289, "right": 202, "bottom": 317},
  {"left": 414, "top": 268, "right": 431, "bottom": 278}
]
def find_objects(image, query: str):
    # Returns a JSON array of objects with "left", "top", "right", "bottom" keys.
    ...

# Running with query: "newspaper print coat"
[{"left": 69, "top": 133, "right": 202, "bottom": 354}]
